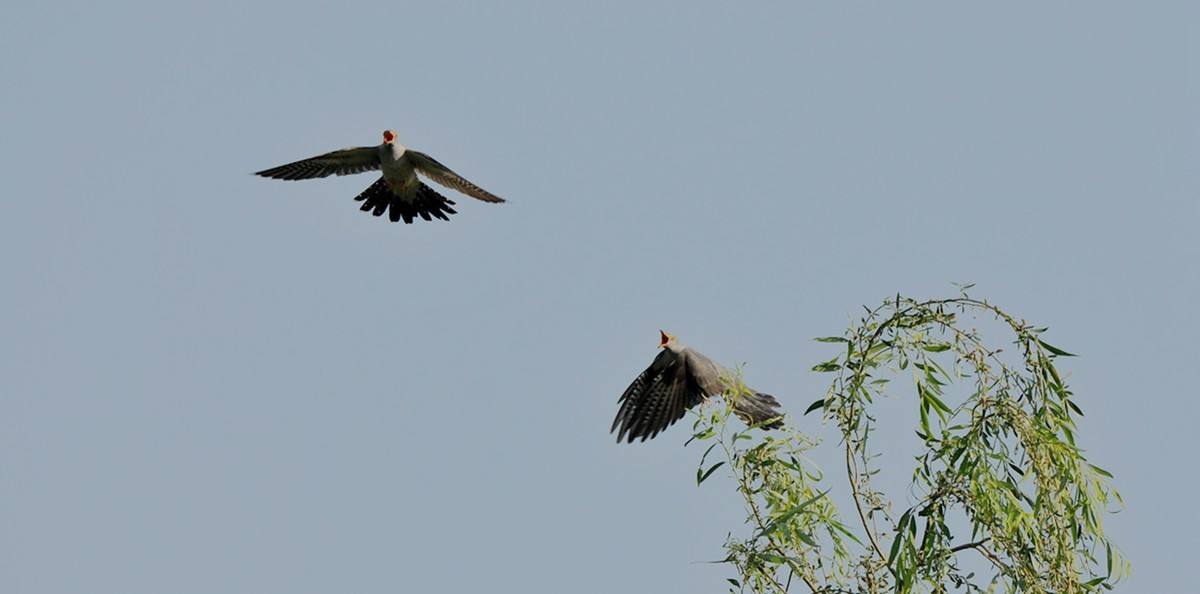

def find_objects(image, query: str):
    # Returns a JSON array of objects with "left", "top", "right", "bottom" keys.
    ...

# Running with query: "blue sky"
[{"left": 2, "top": 2, "right": 1196, "bottom": 592}]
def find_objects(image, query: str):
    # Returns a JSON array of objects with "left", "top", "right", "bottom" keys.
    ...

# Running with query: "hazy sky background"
[{"left": 2, "top": 2, "right": 1196, "bottom": 592}]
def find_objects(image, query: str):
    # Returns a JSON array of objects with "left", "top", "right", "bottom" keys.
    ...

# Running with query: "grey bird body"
[
  {"left": 255, "top": 130, "right": 504, "bottom": 224},
  {"left": 611, "top": 332, "right": 785, "bottom": 443}
]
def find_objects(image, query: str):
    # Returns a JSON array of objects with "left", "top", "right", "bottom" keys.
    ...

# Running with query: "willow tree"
[{"left": 690, "top": 292, "right": 1127, "bottom": 594}]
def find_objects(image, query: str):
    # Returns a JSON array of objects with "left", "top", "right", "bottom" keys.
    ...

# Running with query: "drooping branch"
[{"left": 690, "top": 292, "right": 1125, "bottom": 594}]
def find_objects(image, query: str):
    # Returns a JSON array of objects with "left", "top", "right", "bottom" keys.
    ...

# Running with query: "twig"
[
  {"left": 844, "top": 437, "right": 889, "bottom": 566},
  {"left": 948, "top": 538, "right": 990, "bottom": 554}
]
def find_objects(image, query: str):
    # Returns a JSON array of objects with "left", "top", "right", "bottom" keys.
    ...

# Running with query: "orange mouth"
[{"left": 659, "top": 330, "right": 669, "bottom": 348}]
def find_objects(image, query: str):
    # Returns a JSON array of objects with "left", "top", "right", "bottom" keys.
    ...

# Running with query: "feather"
[
  {"left": 256, "top": 146, "right": 380, "bottom": 180},
  {"left": 611, "top": 341, "right": 785, "bottom": 443}
]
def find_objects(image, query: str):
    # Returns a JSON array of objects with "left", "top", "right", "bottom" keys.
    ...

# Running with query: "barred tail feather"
[
  {"left": 353, "top": 179, "right": 457, "bottom": 224},
  {"left": 733, "top": 392, "right": 785, "bottom": 430}
]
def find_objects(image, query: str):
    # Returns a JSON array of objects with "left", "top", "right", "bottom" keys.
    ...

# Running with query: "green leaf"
[
  {"left": 1037, "top": 338, "right": 1077, "bottom": 357},
  {"left": 811, "top": 356, "right": 841, "bottom": 372},
  {"left": 756, "top": 490, "right": 830, "bottom": 538},
  {"left": 726, "top": 578, "right": 740, "bottom": 588},
  {"left": 685, "top": 428, "right": 715, "bottom": 446},
  {"left": 814, "top": 336, "right": 849, "bottom": 343},
  {"left": 1091, "top": 464, "right": 1114, "bottom": 479},
  {"left": 697, "top": 461, "right": 726, "bottom": 485},
  {"left": 828, "top": 520, "right": 866, "bottom": 546},
  {"left": 925, "top": 391, "right": 953, "bottom": 416},
  {"left": 921, "top": 342, "right": 951, "bottom": 352},
  {"left": 888, "top": 510, "right": 913, "bottom": 566},
  {"left": 803, "top": 398, "right": 825, "bottom": 416}
]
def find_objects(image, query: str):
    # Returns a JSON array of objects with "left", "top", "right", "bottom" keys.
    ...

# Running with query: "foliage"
[{"left": 690, "top": 292, "right": 1127, "bottom": 594}]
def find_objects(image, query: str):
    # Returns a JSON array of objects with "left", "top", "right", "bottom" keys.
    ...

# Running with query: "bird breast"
[{"left": 379, "top": 144, "right": 418, "bottom": 192}]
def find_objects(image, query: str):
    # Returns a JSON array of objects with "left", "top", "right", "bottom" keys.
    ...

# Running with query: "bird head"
[
  {"left": 382, "top": 130, "right": 397, "bottom": 143},
  {"left": 659, "top": 330, "right": 676, "bottom": 349}
]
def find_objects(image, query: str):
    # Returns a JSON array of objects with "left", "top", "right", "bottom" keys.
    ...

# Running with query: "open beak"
[{"left": 659, "top": 330, "right": 670, "bottom": 348}]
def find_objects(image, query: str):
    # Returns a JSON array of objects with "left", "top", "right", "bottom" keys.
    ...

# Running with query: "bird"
[
  {"left": 611, "top": 331, "right": 785, "bottom": 443},
  {"left": 255, "top": 130, "right": 505, "bottom": 224}
]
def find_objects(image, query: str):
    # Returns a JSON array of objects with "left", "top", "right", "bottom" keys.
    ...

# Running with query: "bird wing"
[
  {"left": 682, "top": 347, "right": 785, "bottom": 430},
  {"left": 611, "top": 349, "right": 708, "bottom": 443},
  {"left": 681, "top": 348, "right": 730, "bottom": 395},
  {"left": 255, "top": 146, "right": 381, "bottom": 180},
  {"left": 407, "top": 150, "right": 506, "bottom": 203}
]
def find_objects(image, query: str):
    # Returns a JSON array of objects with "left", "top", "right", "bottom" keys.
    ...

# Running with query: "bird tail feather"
[
  {"left": 354, "top": 180, "right": 457, "bottom": 224},
  {"left": 732, "top": 392, "right": 785, "bottom": 430}
]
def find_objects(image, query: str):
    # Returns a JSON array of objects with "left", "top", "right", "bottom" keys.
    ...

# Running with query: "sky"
[{"left": 1, "top": 2, "right": 1196, "bottom": 592}]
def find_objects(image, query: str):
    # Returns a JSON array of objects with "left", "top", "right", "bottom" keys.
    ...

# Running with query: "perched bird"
[
  {"left": 611, "top": 331, "right": 785, "bottom": 443},
  {"left": 255, "top": 130, "right": 505, "bottom": 224}
]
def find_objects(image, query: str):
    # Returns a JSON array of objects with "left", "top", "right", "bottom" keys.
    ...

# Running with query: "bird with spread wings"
[
  {"left": 256, "top": 130, "right": 505, "bottom": 224},
  {"left": 612, "top": 331, "right": 785, "bottom": 443}
]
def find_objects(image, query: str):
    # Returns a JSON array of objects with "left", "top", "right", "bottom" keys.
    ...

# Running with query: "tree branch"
[{"left": 948, "top": 538, "right": 990, "bottom": 554}]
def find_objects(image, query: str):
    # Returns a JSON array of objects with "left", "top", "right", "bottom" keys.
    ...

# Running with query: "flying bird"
[
  {"left": 255, "top": 130, "right": 505, "bottom": 224},
  {"left": 611, "top": 331, "right": 785, "bottom": 443}
]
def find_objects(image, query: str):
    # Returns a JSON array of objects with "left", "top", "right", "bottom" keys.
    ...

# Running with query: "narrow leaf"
[
  {"left": 757, "top": 490, "right": 830, "bottom": 538},
  {"left": 888, "top": 510, "right": 913, "bottom": 566},
  {"left": 926, "top": 391, "right": 953, "bottom": 415},
  {"left": 811, "top": 356, "right": 841, "bottom": 372},
  {"left": 828, "top": 521, "right": 866, "bottom": 546},
  {"left": 1037, "top": 338, "right": 1077, "bottom": 357},
  {"left": 697, "top": 461, "right": 726, "bottom": 485}
]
